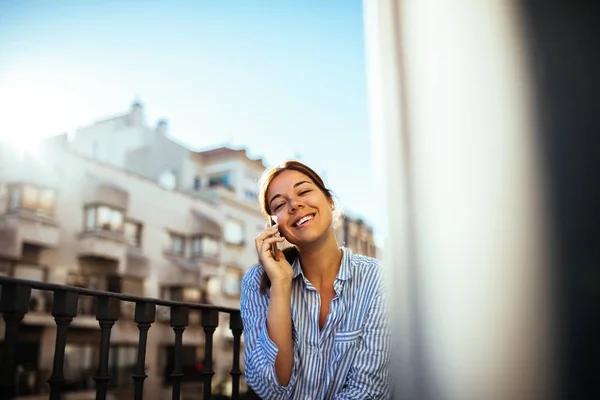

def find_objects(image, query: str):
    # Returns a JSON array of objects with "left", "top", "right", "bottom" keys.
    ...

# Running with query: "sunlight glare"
[{"left": 0, "top": 71, "right": 90, "bottom": 153}]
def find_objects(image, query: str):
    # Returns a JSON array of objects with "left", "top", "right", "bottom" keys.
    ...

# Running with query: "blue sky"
[{"left": 0, "top": 0, "right": 381, "bottom": 243}]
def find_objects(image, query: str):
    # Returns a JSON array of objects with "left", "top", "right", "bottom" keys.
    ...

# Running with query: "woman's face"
[{"left": 266, "top": 169, "right": 334, "bottom": 246}]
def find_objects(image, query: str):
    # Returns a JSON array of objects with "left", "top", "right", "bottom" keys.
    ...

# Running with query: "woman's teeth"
[{"left": 295, "top": 215, "right": 314, "bottom": 227}]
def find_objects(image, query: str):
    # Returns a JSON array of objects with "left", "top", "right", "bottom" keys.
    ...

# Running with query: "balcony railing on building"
[{"left": 0, "top": 276, "right": 257, "bottom": 400}]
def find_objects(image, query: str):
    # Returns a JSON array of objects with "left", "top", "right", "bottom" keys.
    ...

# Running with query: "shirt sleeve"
[
  {"left": 240, "top": 267, "right": 299, "bottom": 399},
  {"left": 332, "top": 281, "right": 391, "bottom": 400}
]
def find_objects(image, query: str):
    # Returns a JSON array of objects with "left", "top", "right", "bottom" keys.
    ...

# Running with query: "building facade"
[
  {"left": 0, "top": 101, "right": 377, "bottom": 398},
  {"left": 335, "top": 214, "right": 378, "bottom": 258}
]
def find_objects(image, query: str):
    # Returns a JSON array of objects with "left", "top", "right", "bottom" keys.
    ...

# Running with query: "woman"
[{"left": 240, "top": 160, "right": 390, "bottom": 399}]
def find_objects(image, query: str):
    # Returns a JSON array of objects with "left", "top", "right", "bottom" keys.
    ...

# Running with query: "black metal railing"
[{"left": 0, "top": 276, "right": 247, "bottom": 400}]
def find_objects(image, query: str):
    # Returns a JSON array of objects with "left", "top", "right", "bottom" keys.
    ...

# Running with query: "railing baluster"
[
  {"left": 0, "top": 277, "right": 245, "bottom": 399},
  {"left": 132, "top": 301, "right": 155, "bottom": 400},
  {"left": 0, "top": 283, "right": 31, "bottom": 400},
  {"left": 229, "top": 311, "right": 243, "bottom": 400},
  {"left": 93, "top": 296, "right": 120, "bottom": 400},
  {"left": 170, "top": 306, "right": 189, "bottom": 400},
  {"left": 48, "top": 290, "right": 79, "bottom": 400},
  {"left": 202, "top": 309, "right": 219, "bottom": 400}
]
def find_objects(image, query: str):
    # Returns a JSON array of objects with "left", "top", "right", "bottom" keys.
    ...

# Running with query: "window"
[
  {"left": 162, "top": 286, "right": 202, "bottom": 303},
  {"left": 64, "top": 343, "right": 96, "bottom": 383},
  {"left": 162, "top": 345, "right": 204, "bottom": 384},
  {"left": 7, "top": 184, "right": 55, "bottom": 216},
  {"left": 13, "top": 264, "right": 47, "bottom": 312},
  {"left": 168, "top": 232, "right": 185, "bottom": 256},
  {"left": 0, "top": 260, "right": 9, "bottom": 276},
  {"left": 244, "top": 190, "right": 258, "bottom": 201},
  {"left": 223, "top": 268, "right": 242, "bottom": 297},
  {"left": 108, "top": 344, "right": 137, "bottom": 388},
  {"left": 124, "top": 220, "right": 143, "bottom": 247},
  {"left": 207, "top": 171, "right": 233, "bottom": 189},
  {"left": 183, "top": 287, "right": 202, "bottom": 302},
  {"left": 193, "top": 176, "right": 202, "bottom": 190},
  {"left": 84, "top": 204, "right": 124, "bottom": 232},
  {"left": 192, "top": 236, "right": 219, "bottom": 258},
  {"left": 224, "top": 218, "right": 244, "bottom": 245}
]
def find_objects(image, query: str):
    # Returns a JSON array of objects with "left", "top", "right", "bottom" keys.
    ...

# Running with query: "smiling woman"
[{"left": 240, "top": 160, "right": 390, "bottom": 399}]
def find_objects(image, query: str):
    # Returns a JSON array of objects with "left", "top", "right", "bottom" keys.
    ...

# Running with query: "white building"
[
  {"left": 0, "top": 101, "right": 269, "bottom": 398},
  {"left": 0, "top": 100, "right": 377, "bottom": 398}
]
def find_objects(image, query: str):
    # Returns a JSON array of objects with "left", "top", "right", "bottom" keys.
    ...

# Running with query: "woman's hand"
[{"left": 255, "top": 224, "right": 293, "bottom": 286}]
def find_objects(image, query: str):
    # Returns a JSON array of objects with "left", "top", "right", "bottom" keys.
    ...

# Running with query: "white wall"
[{"left": 364, "top": 1, "right": 553, "bottom": 399}]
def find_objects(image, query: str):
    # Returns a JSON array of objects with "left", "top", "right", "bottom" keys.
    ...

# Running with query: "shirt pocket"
[{"left": 328, "top": 329, "right": 362, "bottom": 394}]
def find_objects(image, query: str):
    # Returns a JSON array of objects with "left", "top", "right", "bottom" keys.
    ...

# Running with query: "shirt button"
[{"left": 312, "top": 347, "right": 318, "bottom": 355}]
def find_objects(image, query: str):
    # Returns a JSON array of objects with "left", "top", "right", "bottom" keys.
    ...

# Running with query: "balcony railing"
[{"left": 0, "top": 276, "right": 251, "bottom": 400}]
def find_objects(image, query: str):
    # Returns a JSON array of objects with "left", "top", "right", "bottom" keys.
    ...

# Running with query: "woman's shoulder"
[
  {"left": 345, "top": 248, "right": 382, "bottom": 270},
  {"left": 343, "top": 248, "right": 384, "bottom": 286}
]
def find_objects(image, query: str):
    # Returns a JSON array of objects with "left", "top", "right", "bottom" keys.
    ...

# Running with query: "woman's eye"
[
  {"left": 299, "top": 190, "right": 311, "bottom": 195},
  {"left": 274, "top": 203, "right": 284, "bottom": 211}
]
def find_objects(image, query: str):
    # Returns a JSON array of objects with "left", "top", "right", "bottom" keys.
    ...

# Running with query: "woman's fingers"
[
  {"left": 255, "top": 224, "right": 280, "bottom": 253},
  {"left": 258, "top": 236, "right": 285, "bottom": 262},
  {"left": 260, "top": 236, "right": 286, "bottom": 255}
]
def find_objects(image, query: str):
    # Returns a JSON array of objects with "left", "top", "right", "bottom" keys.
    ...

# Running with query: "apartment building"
[
  {"left": 0, "top": 144, "right": 264, "bottom": 397},
  {"left": 67, "top": 101, "right": 377, "bottom": 261},
  {"left": 335, "top": 213, "right": 378, "bottom": 258},
  {"left": 0, "top": 100, "right": 377, "bottom": 398}
]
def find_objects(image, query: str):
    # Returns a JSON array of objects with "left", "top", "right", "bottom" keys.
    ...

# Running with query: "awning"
[{"left": 191, "top": 210, "right": 222, "bottom": 237}]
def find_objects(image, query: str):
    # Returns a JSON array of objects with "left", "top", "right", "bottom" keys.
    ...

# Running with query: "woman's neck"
[{"left": 297, "top": 231, "right": 342, "bottom": 286}]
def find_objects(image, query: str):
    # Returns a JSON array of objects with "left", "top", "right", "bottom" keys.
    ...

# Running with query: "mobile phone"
[{"left": 269, "top": 217, "right": 280, "bottom": 261}]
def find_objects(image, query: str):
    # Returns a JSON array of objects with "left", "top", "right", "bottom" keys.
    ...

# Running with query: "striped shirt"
[{"left": 241, "top": 247, "right": 390, "bottom": 399}]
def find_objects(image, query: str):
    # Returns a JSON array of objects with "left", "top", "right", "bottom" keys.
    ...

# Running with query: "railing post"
[
  {"left": 229, "top": 311, "right": 243, "bottom": 400},
  {"left": 201, "top": 309, "right": 219, "bottom": 400},
  {"left": 93, "top": 296, "right": 120, "bottom": 400},
  {"left": 170, "top": 306, "right": 189, "bottom": 400},
  {"left": 0, "top": 283, "right": 31, "bottom": 400},
  {"left": 132, "top": 301, "right": 155, "bottom": 400},
  {"left": 48, "top": 290, "right": 79, "bottom": 400}
]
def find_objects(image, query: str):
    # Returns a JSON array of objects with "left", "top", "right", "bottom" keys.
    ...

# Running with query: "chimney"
[
  {"left": 129, "top": 100, "right": 145, "bottom": 126},
  {"left": 156, "top": 119, "right": 168, "bottom": 137}
]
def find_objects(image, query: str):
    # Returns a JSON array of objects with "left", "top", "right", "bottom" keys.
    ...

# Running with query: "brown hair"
[{"left": 257, "top": 160, "right": 337, "bottom": 293}]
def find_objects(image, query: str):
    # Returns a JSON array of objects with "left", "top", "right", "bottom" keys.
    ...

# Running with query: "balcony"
[
  {"left": 0, "top": 210, "right": 60, "bottom": 259},
  {"left": 0, "top": 276, "right": 257, "bottom": 400},
  {"left": 126, "top": 246, "right": 150, "bottom": 277},
  {"left": 0, "top": 183, "right": 60, "bottom": 259},
  {"left": 77, "top": 229, "right": 128, "bottom": 263}
]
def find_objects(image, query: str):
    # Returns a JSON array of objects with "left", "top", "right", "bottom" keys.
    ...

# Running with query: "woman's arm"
[
  {"left": 267, "top": 280, "right": 294, "bottom": 385},
  {"left": 241, "top": 268, "right": 299, "bottom": 399}
]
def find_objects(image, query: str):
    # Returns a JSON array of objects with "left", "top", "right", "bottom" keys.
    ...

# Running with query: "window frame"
[
  {"left": 166, "top": 231, "right": 186, "bottom": 256},
  {"left": 222, "top": 267, "right": 243, "bottom": 297},
  {"left": 83, "top": 203, "right": 125, "bottom": 233},
  {"left": 124, "top": 219, "right": 143, "bottom": 248},
  {"left": 191, "top": 235, "right": 220, "bottom": 259},
  {"left": 223, "top": 217, "right": 245, "bottom": 246},
  {"left": 6, "top": 183, "right": 56, "bottom": 217}
]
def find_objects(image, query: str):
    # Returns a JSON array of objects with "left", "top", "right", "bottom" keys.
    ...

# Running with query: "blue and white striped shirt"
[{"left": 241, "top": 247, "right": 390, "bottom": 399}]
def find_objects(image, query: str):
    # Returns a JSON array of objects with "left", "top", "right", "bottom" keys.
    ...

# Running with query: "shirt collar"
[{"left": 291, "top": 247, "right": 353, "bottom": 281}]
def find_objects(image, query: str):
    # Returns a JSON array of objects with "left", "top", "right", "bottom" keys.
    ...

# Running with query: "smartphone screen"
[{"left": 269, "top": 216, "right": 279, "bottom": 261}]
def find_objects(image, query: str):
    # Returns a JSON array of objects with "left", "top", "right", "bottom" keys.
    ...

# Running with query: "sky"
[{"left": 0, "top": 0, "right": 383, "bottom": 244}]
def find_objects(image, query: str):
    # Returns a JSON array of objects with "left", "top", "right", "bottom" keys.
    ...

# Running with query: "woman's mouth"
[{"left": 293, "top": 214, "right": 315, "bottom": 228}]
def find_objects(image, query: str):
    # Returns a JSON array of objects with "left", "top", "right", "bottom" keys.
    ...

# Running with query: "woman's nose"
[{"left": 289, "top": 198, "right": 304, "bottom": 212}]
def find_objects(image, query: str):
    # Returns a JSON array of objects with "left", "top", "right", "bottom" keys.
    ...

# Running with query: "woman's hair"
[{"left": 257, "top": 160, "right": 338, "bottom": 293}]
